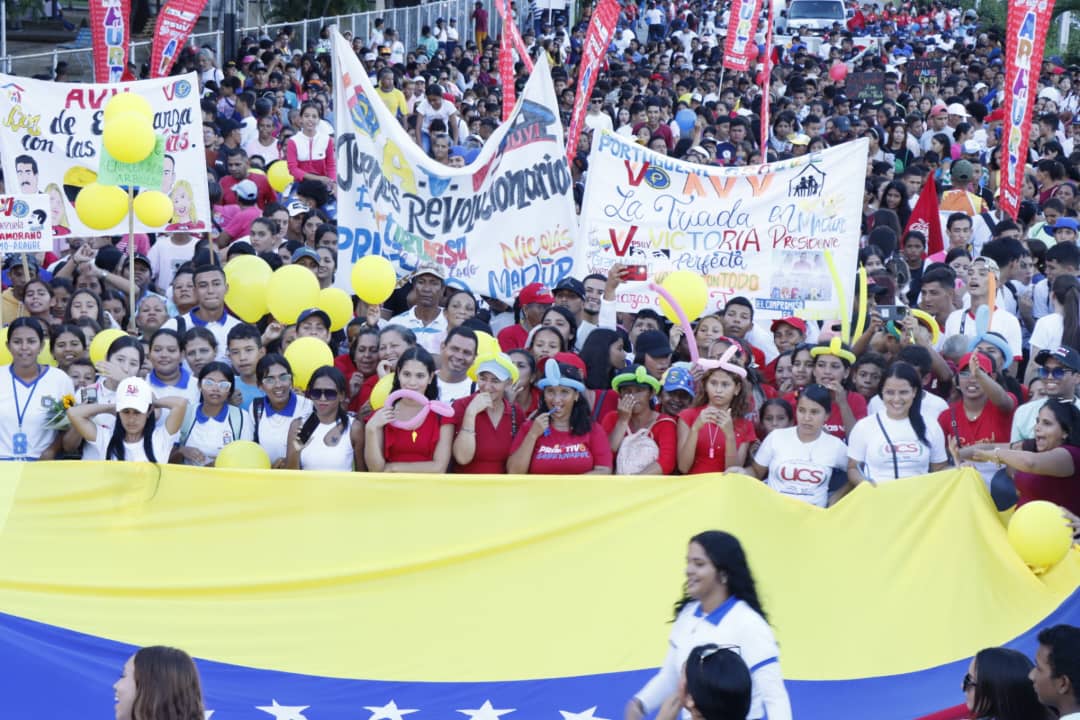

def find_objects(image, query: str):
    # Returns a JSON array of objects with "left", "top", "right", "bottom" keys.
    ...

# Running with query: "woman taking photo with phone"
[{"left": 625, "top": 530, "right": 791, "bottom": 720}]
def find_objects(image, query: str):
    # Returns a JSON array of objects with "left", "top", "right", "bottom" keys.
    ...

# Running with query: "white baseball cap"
[
  {"left": 946, "top": 102, "right": 970, "bottom": 117},
  {"left": 115, "top": 377, "right": 153, "bottom": 413}
]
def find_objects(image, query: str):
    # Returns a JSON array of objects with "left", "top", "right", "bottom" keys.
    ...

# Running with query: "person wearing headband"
[
  {"left": 507, "top": 362, "right": 612, "bottom": 475},
  {"left": 782, "top": 337, "right": 867, "bottom": 440},
  {"left": 452, "top": 352, "right": 523, "bottom": 474},
  {"left": 600, "top": 364, "right": 677, "bottom": 475},
  {"left": 677, "top": 347, "right": 756, "bottom": 475}
]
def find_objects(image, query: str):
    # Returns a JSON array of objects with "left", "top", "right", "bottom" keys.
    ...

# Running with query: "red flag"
[
  {"left": 1000, "top": 0, "right": 1056, "bottom": 218},
  {"left": 150, "top": 0, "right": 210, "bottom": 78},
  {"left": 494, "top": 0, "right": 533, "bottom": 73},
  {"left": 905, "top": 172, "right": 944, "bottom": 257},
  {"left": 564, "top": 0, "right": 620, "bottom": 162},
  {"left": 497, "top": 0, "right": 516, "bottom": 119},
  {"left": 758, "top": 4, "right": 773, "bottom": 152},
  {"left": 722, "top": 0, "right": 764, "bottom": 72},
  {"left": 90, "top": 0, "right": 132, "bottom": 83}
]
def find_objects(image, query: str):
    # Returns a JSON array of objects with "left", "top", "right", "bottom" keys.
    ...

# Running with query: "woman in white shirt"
[
  {"left": 626, "top": 531, "right": 792, "bottom": 720},
  {"left": 0, "top": 317, "right": 75, "bottom": 461},
  {"left": 846, "top": 362, "right": 949, "bottom": 488},
  {"left": 285, "top": 366, "right": 364, "bottom": 471},
  {"left": 67, "top": 377, "right": 187, "bottom": 462},
  {"left": 747, "top": 384, "right": 849, "bottom": 508},
  {"left": 1026, "top": 274, "right": 1080, "bottom": 385},
  {"left": 63, "top": 334, "right": 145, "bottom": 460},
  {"left": 146, "top": 328, "right": 199, "bottom": 403},
  {"left": 253, "top": 353, "right": 312, "bottom": 468}
]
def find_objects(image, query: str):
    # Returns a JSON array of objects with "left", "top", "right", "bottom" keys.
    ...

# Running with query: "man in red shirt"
[{"left": 220, "top": 148, "right": 277, "bottom": 209}]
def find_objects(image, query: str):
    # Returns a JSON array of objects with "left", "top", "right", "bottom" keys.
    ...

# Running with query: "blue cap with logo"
[{"left": 662, "top": 363, "right": 695, "bottom": 395}]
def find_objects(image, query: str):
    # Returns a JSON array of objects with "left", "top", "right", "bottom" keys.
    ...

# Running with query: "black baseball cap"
[{"left": 553, "top": 277, "right": 586, "bottom": 299}]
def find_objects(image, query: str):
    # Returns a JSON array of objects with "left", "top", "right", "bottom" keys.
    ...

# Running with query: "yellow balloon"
[
  {"left": 267, "top": 161, "right": 293, "bottom": 193},
  {"left": 283, "top": 336, "right": 334, "bottom": 390},
  {"left": 75, "top": 183, "right": 129, "bottom": 230},
  {"left": 103, "top": 92, "right": 153, "bottom": 123},
  {"left": 658, "top": 270, "right": 709, "bottom": 324},
  {"left": 224, "top": 255, "right": 273, "bottom": 323},
  {"left": 266, "top": 264, "right": 321, "bottom": 324},
  {"left": 475, "top": 330, "right": 500, "bottom": 357},
  {"left": 369, "top": 372, "right": 394, "bottom": 410},
  {"left": 318, "top": 287, "right": 354, "bottom": 331},
  {"left": 89, "top": 328, "right": 127, "bottom": 367},
  {"left": 104, "top": 112, "right": 156, "bottom": 164},
  {"left": 133, "top": 190, "right": 173, "bottom": 227},
  {"left": 1008, "top": 500, "right": 1073, "bottom": 570},
  {"left": 350, "top": 255, "right": 398, "bottom": 305},
  {"left": 215, "top": 440, "right": 271, "bottom": 470}
]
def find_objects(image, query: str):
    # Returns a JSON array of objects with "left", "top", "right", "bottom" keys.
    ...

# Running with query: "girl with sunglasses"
[{"left": 285, "top": 366, "right": 364, "bottom": 471}]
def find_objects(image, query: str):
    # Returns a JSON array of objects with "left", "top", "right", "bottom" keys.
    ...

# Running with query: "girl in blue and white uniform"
[
  {"left": 626, "top": 531, "right": 792, "bottom": 720},
  {"left": 0, "top": 318, "right": 75, "bottom": 461}
]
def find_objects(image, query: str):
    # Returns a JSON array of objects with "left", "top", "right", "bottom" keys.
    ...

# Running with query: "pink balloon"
[
  {"left": 829, "top": 62, "right": 848, "bottom": 82},
  {"left": 385, "top": 389, "right": 454, "bottom": 430}
]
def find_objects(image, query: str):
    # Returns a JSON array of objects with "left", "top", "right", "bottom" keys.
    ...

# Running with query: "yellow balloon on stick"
[
  {"left": 103, "top": 92, "right": 153, "bottom": 122},
  {"left": 104, "top": 112, "right": 156, "bottom": 164},
  {"left": 133, "top": 191, "right": 173, "bottom": 227},
  {"left": 266, "top": 161, "right": 293, "bottom": 192},
  {"left": 75, "top": 183, "right": 129, "bottom": 230}
]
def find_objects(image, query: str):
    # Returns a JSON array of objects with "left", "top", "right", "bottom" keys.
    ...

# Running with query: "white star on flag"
[
  {"left": 457, "top": 699, "right": 516, "bottom": 720},
  {"left": 364, "top": 700, "right": 420, "bottom": 720},
  {"left": 204, "top": 712, "right": 214, "bottom": 720},
  {"left": 559, "top": 707, "right": 611, "bottom": 720},
  {"left": 255, "top": 699, "right": 311, "bottom": 719}
]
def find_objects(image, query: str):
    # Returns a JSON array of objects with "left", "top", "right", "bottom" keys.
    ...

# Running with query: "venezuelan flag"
[{"left": 1, "top": 463, "right": 1077, "bottom": 719}]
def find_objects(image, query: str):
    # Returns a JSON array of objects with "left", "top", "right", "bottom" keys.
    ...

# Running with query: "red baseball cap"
[
  {"left": 520, "top": 282, "right": 555, "bottom": 306},
  {"left": 541, "top": 352, "right": 586, "bottom": 375},
  {"left": 959, "top": 351, "right": 994, "bottom": 375},
  {"left": 770, "top": 317, "right": 808, "bottom": 334}
]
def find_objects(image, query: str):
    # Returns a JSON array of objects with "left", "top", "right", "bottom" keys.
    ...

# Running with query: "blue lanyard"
[{"left": 11, "top": 366, "right": 44, "bottom": 431}]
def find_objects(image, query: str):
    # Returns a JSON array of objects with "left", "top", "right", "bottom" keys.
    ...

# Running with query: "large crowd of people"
[{"left": 0, "top": 0, "right": 1079, "bottom": 517}]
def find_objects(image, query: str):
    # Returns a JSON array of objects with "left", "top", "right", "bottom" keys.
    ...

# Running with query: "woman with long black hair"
[
  {"left": 285, "top": 366, "right": 364, "bottom": 471},
  {"left": 626, "top": 531, "right": 791, "bottom": 720},
  {"left": 654, "top": 644, "right": 752, "bottom": 720},
  {"left": 961, "top": 647, "right": 1053, "bottom": 720},
  {"left": 846, "top": 361, "right": 949, "bottom": 487}
]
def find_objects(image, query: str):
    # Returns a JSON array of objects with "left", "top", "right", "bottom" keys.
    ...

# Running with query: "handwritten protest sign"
[
  {"left": 98, "top": 135, "right": 166, "bottom": 189},
  {"left": 845, "top": 71, "right": 885, "bottom": 104},
  {"left": 578, "top": 133, "right": 868, "bottom": 321},
  {"left": 0, "top": 194, "right": 52, "bottom": 254},
  {"left": 331, "top": 31, "right": 580, "bottom": 300},
  {"left": 0, "top": 74, "right": 210, "bottom": 236},
  {"left": 905, "top": 58, "right": 943, "bottom": 87}
]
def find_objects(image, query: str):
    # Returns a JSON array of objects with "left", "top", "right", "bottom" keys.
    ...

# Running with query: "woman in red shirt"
[
  {"left": 677, "top": 348, "right": 756, "bottom": 474},
  {"left": 938, "top": 351, "right": 1015, "bottom": 451},
  {"left": 600, "top": 365, "right": 677, "bottom": 475},
  {"left": 507, "top": 362, "right": 613, "bottom": 475},
  {"left": 452, "top": 353, "right": 524, "bottom": 473},
  {"left": 339, "top": 326, "right": 380, "bottom": 414},
  {"left": 364, "top": 347, "right": 453, "bottom": 473},
  {"left": 286, "top": 102, "right": 335, "bottom": 190}
]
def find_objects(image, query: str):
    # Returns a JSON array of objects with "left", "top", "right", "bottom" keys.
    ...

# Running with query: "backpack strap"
[
  {"left": 592, "top": 390, "right": 608, "bottom": 422},
  {"left": 177, "top": 403, "right": 198, "bottom": 446},
  {"left": 227, "top": 405, "right": 244, "bottom": 440},
  {"left": 251, "top": 397, "right": 265, "bottom": 443},
  {"left": 175, "top": 314, "right": 186, "bottom": 338}
]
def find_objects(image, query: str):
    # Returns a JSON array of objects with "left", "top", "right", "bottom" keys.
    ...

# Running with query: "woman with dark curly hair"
[{"left": 626, "top": 531, "right": 791, "bottom": 720}]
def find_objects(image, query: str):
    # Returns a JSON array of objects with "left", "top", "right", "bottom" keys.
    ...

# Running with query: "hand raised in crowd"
[{"left": 616, "top": 392, "right": 637, "bottom": 419}]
